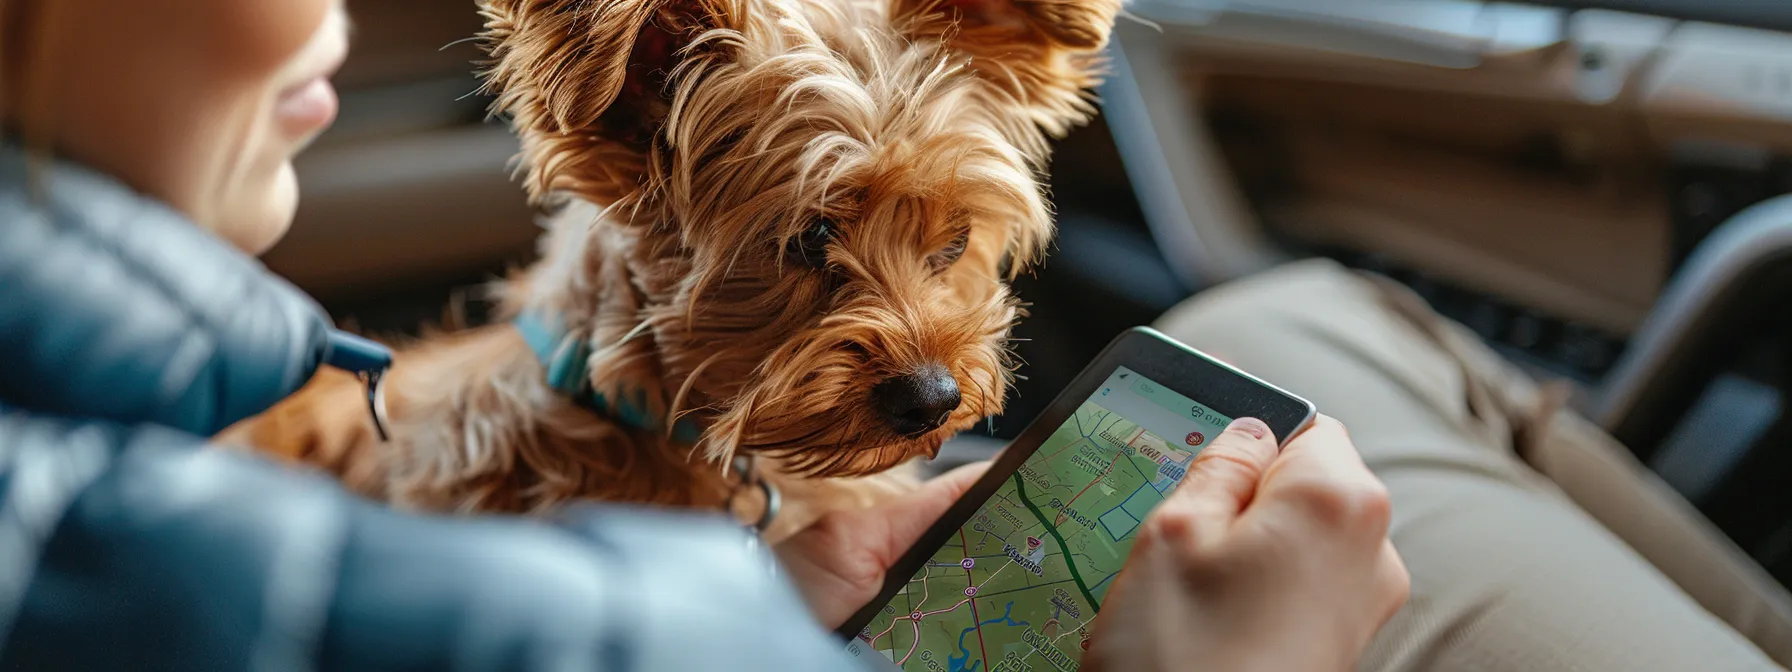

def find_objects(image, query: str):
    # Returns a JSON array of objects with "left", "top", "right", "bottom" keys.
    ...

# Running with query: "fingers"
[
  {"left": 1268, "top": 415, "right": 1366, "bottom": 476},
  {"left": 925, "top": 460, "right": 993, "bottom": 500},
  {"left": 1256, "top": 415, "right": 1391, "bottom": 534},
  {"left": 788, "top": 460, "right": 991, "bottom": 573},
  {"left": 904, "top": 461, "right": 992, "bottom": 525},
  {"left": 1148, "top": 417, "right": 1281, "bottom": 547},
  {"left": 1375, "top": 539, "right": 1411, "bottom": 628},
  {"left": 772, "top": 461, "right": 993, "bottom": 629},
  {"left": 879, "top": 461, "right": 992, "bottom": 554}
]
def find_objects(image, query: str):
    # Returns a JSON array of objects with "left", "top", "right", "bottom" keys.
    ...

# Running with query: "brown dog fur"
[{"left": 225, "top": 0, "right": 1120, "bottom": 540}]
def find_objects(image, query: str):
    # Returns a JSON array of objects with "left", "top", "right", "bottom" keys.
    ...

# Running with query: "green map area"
[{"left": 849, "top": 399, "right": 1209, "bottom": 672}]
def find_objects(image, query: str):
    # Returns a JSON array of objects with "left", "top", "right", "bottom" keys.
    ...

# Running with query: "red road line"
[
  {"left": 960, "top": 529, "right": 991, "bottom": 668},
  {"left": 1033, "top": 438, "right": 1083, "bottom": 466},
  {"left": 1052, "top": 424, "right": 1146, "bottom": 528},
  {"left": 1057, "top": 451, "right": 1120, "bottom": 527}
]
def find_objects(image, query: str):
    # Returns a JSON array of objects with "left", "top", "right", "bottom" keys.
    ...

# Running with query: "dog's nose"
[{"left": 871, "top": 364, "right": 962, "bottom": 437}]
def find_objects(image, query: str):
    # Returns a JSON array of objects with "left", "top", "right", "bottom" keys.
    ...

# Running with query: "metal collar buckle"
[{"left": 726, "top": 455, "right": 781, "bottom": 534}]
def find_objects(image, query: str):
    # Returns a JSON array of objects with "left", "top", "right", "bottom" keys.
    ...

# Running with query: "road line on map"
[
  {"left": 889, "top": 403, "right": 1146, "bottom": 670},
  {"left": 1009, "top": 608, "right": 1097, "bottom": 672},
  {"left": 891, "top": 593, "right": 978, "bottom": 668},
  {"left": 1014, "top": 629, "right": 1085, "bottom": 672},
  {"left": 1114, "top": 443, "right": 1171, "bottom": 496},
  {"left": 916, "top": 564, "right": 934, "bottom": 607},
  {"left": 1037, "top": 408, "right": 1108, "bottom": 467},
  {"left": 1013, "top": 472, "right": 1102, "bottom": 615},
  {"left": 960, "top": 529, "right": 992, "bottom": 669},
  {"left": 899, "top": 619, "right": 922, "bottom": 666},
  {"left": 918, "top": 599, "right": 971, "bottom": 619},
  {"left": 973, "top": 578, "right": 1075, "bottom": 600},
  {"left": 870, "top": 619, "right": 898, "bottom": 648},
  {"left": 970, "top": 553, "right": 1017, "bottom": 604},
  {"left": 1057, "top": 435, "right": 1123, "bottom": 526},
  {"left": 901, "top": 563, "right": 917, "bottom": 663}
]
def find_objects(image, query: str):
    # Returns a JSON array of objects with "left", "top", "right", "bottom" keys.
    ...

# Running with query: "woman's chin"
[{"left": 222, "top": 162, "right": 299, "bottom": 256}]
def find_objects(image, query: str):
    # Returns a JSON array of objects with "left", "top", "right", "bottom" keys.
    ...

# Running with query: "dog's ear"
[
  {"left": 891, "top": 0, "right": 1121, "bottom": 137},
  {"left": 478, "top": 0, "right": 730, "bottom": 203}
]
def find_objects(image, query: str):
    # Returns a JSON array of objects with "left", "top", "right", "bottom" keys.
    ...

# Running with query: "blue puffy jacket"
[{"left": 0, "top": 142, "right": 859, "bottom": 671}]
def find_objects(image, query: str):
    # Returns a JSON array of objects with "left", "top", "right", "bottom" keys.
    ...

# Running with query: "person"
[
  {"left": 0, "top": 1, "right": 1407, "bottom": 670},
  {"left": 1154, "top": 263, "right": 1792, "bottom": 670}
]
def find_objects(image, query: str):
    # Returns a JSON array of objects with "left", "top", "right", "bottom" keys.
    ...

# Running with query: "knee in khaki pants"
[{"left": 1155, "top": 259, "right": 1792, "bottom": 671}]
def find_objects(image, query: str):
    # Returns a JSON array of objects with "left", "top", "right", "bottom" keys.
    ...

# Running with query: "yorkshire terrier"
[{"left": 228, "top": 0, "right": 1121, "bottom": 540}]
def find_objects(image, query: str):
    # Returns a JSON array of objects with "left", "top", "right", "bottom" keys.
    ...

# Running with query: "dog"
[{"left": 227, "top": 0, "right": 1121, "bottom": 540}]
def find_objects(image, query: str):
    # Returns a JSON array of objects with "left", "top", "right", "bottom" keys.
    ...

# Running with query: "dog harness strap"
[{"left": 512, "top": 311, "right": 704, "bottom": 444}]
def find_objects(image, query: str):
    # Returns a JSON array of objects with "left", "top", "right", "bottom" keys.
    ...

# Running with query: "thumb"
[
  {"left": 873, "top": 461, "right": 991, "bottom": 565},
  {"left": 1149, "top": 418, "right": 1280, "bottom": 548},
  {"left": 773, "top": 461, "right": 990, "bottom": 628}
]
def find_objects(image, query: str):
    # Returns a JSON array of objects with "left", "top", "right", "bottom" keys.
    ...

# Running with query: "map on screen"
[{"left": 845, "top": 366, "right": 1232, "bottom": 672}]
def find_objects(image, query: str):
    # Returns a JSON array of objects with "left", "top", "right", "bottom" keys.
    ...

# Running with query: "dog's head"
[{"left": 480, "top": 0, "right": 1118, "bottom": 476}]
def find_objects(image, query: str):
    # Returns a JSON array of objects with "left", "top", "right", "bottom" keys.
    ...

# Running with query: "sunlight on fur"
[{"left": 227, "top": 0, "right": 1121, "bottom": 539}]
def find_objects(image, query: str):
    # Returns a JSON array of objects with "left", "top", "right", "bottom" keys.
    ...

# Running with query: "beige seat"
[{"left": 1156, "top": 259, "right": 1792, "bottom": 671}]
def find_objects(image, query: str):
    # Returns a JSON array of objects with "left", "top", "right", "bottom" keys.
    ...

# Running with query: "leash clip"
[
  {"left": 324, "top": 330, "right": 394, "bottom": 443},
  {"left": 360, "top": 369, "right": 391, "bottom": 442},
  {"left": 728, "top": 455, "right": 782, "bottom": 580},
  {"left": 727, "top": 455, "right": 781, "bottom": 534}
]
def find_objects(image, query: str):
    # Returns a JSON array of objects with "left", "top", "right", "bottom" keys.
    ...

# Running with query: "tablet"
[{"left": 838, "top": 326, "right": 1316, "bottom": 671}]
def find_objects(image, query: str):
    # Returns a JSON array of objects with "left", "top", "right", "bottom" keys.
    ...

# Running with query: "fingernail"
[{"left": 1227, "top": 417, "right": 1269, "bottom": 440}]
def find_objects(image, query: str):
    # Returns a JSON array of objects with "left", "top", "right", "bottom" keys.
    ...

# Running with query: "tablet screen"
[{"left": 845, "top": 365, "right": 1230, "bottom": 671}]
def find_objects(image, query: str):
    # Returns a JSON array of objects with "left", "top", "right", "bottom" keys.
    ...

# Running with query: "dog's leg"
[
  {"left": 226, "top": 325, "right": 738, "bottom": 515},
  {"left": 218, "top": 362, "right": 395, "bottom": 498}
]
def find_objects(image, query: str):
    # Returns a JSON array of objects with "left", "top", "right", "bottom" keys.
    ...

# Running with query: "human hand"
[
  {"left": 1086, "top": 415, "right": 1409, "bottom": 672},
  {"left": 774, "top": 462, "right": 990, "bottom": 629}
]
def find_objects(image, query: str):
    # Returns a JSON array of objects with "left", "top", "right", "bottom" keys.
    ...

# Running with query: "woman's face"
[{"left": 10, "top": 0, "right": 349, "bottom": 253}]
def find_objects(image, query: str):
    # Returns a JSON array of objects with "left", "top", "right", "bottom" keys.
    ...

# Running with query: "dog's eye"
[
  {"left": 787, "top": 217, "right": 835, "bottom": 269},
  {"left": 930, "top": 228, "right": 970, "bottom": 273}
]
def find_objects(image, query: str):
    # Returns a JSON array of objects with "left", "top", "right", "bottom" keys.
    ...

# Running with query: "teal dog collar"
[
  {"left": 513, "top": 311, "right": 781, "bottom": 533},
  {"left": 513, "top": 311, "right": 703, "bottom": 445}
]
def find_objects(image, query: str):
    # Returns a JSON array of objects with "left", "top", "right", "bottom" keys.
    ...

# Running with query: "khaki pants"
[{"left": 1155, "top": 259, "right": 1792, "bottom": 671}]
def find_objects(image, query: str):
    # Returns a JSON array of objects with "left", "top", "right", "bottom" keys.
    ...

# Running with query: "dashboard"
[{"left": 1105, "top": 0, "right": 1792, "bottom": 383}]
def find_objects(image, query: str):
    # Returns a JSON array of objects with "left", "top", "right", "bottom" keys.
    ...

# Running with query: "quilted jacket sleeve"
[
  {"left": 0, "top": 144, "right": 863, "bottom": 671},
  {"left": 0, "top": 141, "right": 331, "bottom": 437},
  {"left": 0, "top": 408, "right": 861, "bottom": 671}
]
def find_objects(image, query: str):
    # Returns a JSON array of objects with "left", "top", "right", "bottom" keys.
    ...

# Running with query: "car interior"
[{"left": 276, "top": 0, "right": 1792, "bottom": 590}]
